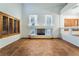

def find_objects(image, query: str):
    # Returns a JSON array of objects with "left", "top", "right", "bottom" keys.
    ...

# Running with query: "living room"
[{"left": 0, "top": 3, "right": 79, "bottom": 56}]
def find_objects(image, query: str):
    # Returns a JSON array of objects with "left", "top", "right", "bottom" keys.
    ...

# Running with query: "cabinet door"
[
  {"left": 0, "top": 15, "right": 3, "bottom": 33},
  {"left": 9, "top": 18, "right": 14, "bottom": 33},
  {"left": 14, "top": 20, "right": 17, "bottom": 33},
  {"left": 3, "top": 16, "right": 8, "bottom": 33},
  {"left": 70, "top": 19, "right": 77, "bottom": 26},
  {"left": 64, "top": 19, "right": 78, "bottom": 27},
  {"left": 77, "top": 19, "right": 79, "bottom": 26},
  {"left": 17, "top": 20, "right": 20, "bottom": 33}
]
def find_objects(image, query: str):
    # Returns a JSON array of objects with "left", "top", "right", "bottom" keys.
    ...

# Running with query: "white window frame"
[
  {"left": 45, "top": 29, "right": 52, "bottom": 35},
  {"left": 45, "top": 15, "right": 53, "bottom": 26},
  {"left": 29, "top": 15, "right": 38, "bottom": 26}
]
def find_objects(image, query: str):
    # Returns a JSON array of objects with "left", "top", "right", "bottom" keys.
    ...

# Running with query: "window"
[
  {"left": 45, "top": 29, "right": 52, "bottom": 35},
  {"left": 45, "top": 15, "right": 53, "bottom": 26},
  {"left": 45, "top": 15, "right": 53, "bottom": 35},
  {"left": 29, "top": 15, "right": 37, "bottom": 35},
  {"left": 29, "top": 15, "right": 37, "bottom": 26},
  {"left": 30, "top": 28, "right": 36, "bottom": 35}
]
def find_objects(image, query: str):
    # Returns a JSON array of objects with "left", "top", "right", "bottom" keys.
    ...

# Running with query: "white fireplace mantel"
[{"left": 29, "top": 25, "right": 54, "bottom": 29}]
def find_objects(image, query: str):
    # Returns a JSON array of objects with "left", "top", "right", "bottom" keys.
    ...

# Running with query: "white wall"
[
  {"left": 21, "top": 4, "right": 61, "bottom": 38},
  {"left": 0, "top": 3, "right": 22, "bottom": 48},
  {"left": 0, "top": 3, "right": 22, "bottom": 19}
]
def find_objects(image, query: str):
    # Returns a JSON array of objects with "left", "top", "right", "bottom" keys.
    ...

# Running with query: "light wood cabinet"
[
  {"left": 64, "top": 19, "right": 78, "bottom": 27},
  {"left": 0, "top": 12, "right": 9, "bottom": 35},
  {"left": 17, "top": 20, "right": 20, "bottom": 33},
  {"left": 0, "top": 12, "right": 20, "bottom": 38},
  {"left": 14, "top": 19, "right": 20, "bottom": 33}
]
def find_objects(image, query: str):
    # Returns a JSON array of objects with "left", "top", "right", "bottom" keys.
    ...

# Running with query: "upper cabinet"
[
  {"left": 64, "top": 19, "right": 78, "bottom": 27},
  {"left": 17, "top": 20, "right": 20, "bottom": 33},
  {"left": 3, "top": 16, "right": 8, "bottom": 34},
  {"left": 0, "top": 12, "right": 9, "bottom": 35},
  {"left": 14, "top": 19, "right": 17, "bottom": 33},
  {"left": 8, "top": 17, "right": 14, "bottom": 34},
  {"left": 14, "top": 19, "right": 20, "bottom": 33},
  {"left": 0, "top": 12, "right": 20, "bottom": 38}
]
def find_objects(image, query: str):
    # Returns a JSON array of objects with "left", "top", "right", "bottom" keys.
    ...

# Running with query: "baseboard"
[
  {"left": 21, "top": 37, "right": 29, "bottom": 39},
  {"left": 61, "top": 38, "right": 79, "bottom": 48},
  {"left": 21, "top": 37, "right": 60, "bottom": 39}
]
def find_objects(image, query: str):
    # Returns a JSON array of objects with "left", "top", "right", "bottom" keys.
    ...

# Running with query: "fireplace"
[{"left": 37, "top": 29, "right": 45, "bottom": 35}]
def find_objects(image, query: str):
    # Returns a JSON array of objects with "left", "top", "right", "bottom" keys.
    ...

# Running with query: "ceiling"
[
  {"left": 62, "top": 4, "right": 79, "bottom": 15},
  {"left": 23, "top": 3, "right": 67, "bottom": 14}
]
